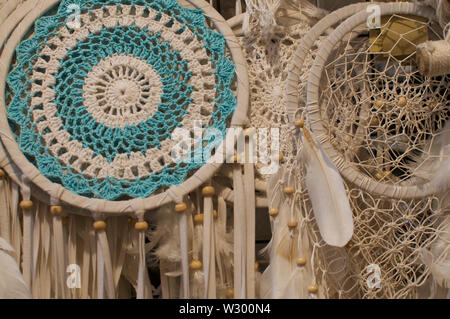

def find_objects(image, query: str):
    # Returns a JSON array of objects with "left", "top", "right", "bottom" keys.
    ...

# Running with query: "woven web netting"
[
  {"left": 307, "top": 14, "right": 449, "bottom": 298},
  {"left": 239, "top": 0, "right": 324, "bottom": 177}
]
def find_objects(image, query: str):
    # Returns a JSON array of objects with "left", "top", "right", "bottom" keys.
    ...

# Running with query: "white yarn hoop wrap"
[
  {"left": 0, "top": 0, "right": 249, "bottom": 214},
  {"left": 285, "top": 2, "right": 370, "bottom": 123},
  {"left": 305, "top": 2, "right": 447, "bottom": 199}
]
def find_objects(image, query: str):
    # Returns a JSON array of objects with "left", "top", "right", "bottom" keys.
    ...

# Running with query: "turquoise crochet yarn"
[{"left": 6, "top": 0, "right": 236, "bottom": 200}]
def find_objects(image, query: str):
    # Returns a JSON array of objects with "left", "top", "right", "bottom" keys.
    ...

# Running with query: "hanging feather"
[
  {"left": 149, "top": 205, "right": 183, "bottom": 265},
  {"left": 147, "top": 205, "right": 181, "bottom": 298},
  {"left": 410, "top": 121, "right": 450, "bottom": 183},
  {"left": 202, "top": 186, "right": 216, "bottom": 298},
  {"left": 0, "top": 237, "right": 31, "bottom": 298},
  {"left": 214, "top": 196, "right": 234, "bottom": 298},
  {"left": 299, "top": 126, "right": 354, "bottom": 247},
  {"left": 420, "top": 215, "right": 450, "bottom": 288},
  {"left": 260, "top": 165, "right": 304, "bottom": 298}
]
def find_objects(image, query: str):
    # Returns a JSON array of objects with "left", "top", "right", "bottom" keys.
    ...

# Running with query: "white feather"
[
  {"left": 420, "top": 216, "right": 450, "bottom": 288},
  {"left": 260, "top": 166, "right": 301, "bottom": 298},
  {"left": 301, "top": 128, "right": 354, "bottom": 247},
  {"left": 148, "top": 205, "right": 182, "bottom": 264},
  {"left": 410, "top": 122, "right": 450, "bottom": 184},
  {"left": 0, "top": 237, "right": 31, "bottom": 299}
]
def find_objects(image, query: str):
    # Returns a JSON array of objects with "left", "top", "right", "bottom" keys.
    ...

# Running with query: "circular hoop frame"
[
  {"left": 0, "top": 0, "right": 249, "bottom": 214},
  {"left": 285, "top": 2, "right": 369, "bottom": 123},
  {"left": 305, "top": 2, "right": 442, "bottom": 199}
]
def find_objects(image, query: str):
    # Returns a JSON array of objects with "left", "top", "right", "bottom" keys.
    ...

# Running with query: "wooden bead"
[
  {"left": 375, "top": 172, "right": 384, "bottom": 181},
  {"left": 213, "top": 210, "right": 218, "bottom": 219},
  {"left": 269, "top": 208, "right": 279, "bottom": 217},
  {"left": 370, "top": 117, "right": 379, "bottom": 126},
  {"left": 50, "top": 206, "right": 63, "bottom": 216},
  {"left": 255, "top": 262, "right": 259, "bottom": 271},
  {"left": 202, "top": 186, "right": 215, "bottom": 197},
  {"left": 0, "top": 169, "right": 6, "bottom": 178},
  {"left": 288, "top": 221, "right": 298, "bottom": 228},
  {"left": 135, "top": 221, "right": 148, "bottom": 231},
  {"left": 274, "top": 153, "right": 284, "bottom": 163},
  {"left": 226, "top": 288, "right": 234, "bottom": 298},
  {"left": 297, "top": 257, "right": 307, "bottom": 266},
  {"left": 295, "top": 119, "right": 304, "bottom": 128},
  {"left": 19, "top": 201, "right": 33, "bottom": 210},
  {"left": 190, "top": 260, "right": 202, "bottom": 271},
  {"left": 93, "top": 220, "right": 107, "bottom": 231},
  {"left": 284, "top": 187, "right": 295, "bottom": 195},
  {"left": 376, "top": 171, "right": 392, "bottom": 180},
  {"left": 229, "top": 154, "right": 239, "bottom": 163},
  {"left": 397, "top": 96, "right": 407, "bottom": 107},
  {"left": 193, "top": 214, "right": 204, "bottom": 225},
  {"left": 308, "top": 284, "right": 319, "bottom": 294},
  {"left": 244, "top": 128, "right": 255, "bottom": 136},
  {"left": 175, "top": 202, "right": 187, "bottom": 213},
  {"left": 374, "top": 100, "right": 384, "bottom": 109}
]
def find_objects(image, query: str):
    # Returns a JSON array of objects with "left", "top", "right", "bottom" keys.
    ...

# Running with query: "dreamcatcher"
[
  {"left": 286, "top": 1, "right": 449, "bottom": 298},
  {"left": 0, "top": 0, "right": 249, "bottom": 298}
]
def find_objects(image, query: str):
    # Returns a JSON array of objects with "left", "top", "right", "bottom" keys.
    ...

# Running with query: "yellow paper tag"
[{"left": 369, "top": 15, "right": 429, "bottom": 58}]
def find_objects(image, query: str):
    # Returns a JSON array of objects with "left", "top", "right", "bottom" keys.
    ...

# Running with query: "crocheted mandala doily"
[{"left": 6, "top": 0, "right": 236, "bottom": 200}]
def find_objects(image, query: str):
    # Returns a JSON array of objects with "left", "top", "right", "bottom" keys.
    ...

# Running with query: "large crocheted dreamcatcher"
[{"left": 0, "top": 0, "right": 249, "bottom": 299}]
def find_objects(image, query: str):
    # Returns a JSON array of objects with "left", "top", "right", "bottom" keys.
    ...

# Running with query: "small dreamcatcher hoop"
[
  {"left": 285, "top": 2, "right": 369, "bottom": 123},
  {"left": 0, "top": 0, "right": 249, "bottom": 214},
  {"left": 304, "top": 2, "right": 448, "bottom": 199}
]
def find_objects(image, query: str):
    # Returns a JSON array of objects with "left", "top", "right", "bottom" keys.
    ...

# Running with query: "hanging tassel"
[
  {"left": 215, "top": 196, "right": 234, "bottom": 298},
  {"left": 232, "top": 155, "right": 247, "bottom": 298},
  {"left": 50, "top": 204, "right": 67, "bottom": 298},
  {"left": 122, "top": 223, "right": 153, "bottom": 299},
  {"left": 96, "top": 232, "right": 104, "bottom": 299},
  {"left": 0, "top": 169, "right": 11, "bottom": 242},
  {"left": 93, "top": 217, "right": 115, "bottom": 298},
  {"left": 191, "top": 201, "right": 204, "bottom": 299},
  {"left": 65, "top": 214, "right": 78, "bottom": 299},
  {"left": 19, "top": 178, "right": 33, "bottom": 293},
  {"left": 107, "top": 216, "right": 130, "bottom": 296},
  {"left": 39, "top": 204, "right": 52, "bottom": 298},
  {"left": 175, "top": 201, "right": 190, "bottom": 298},
  {"left": 299, "top": 123, "right": 354, "bottom": 247},
  {"left": 202, "top": 185, "right": 217, "bottom": 298},
  {"left": 31, "top": 201, "right": 41, "bottom": 298},
  {"left": 244, "top": 132, "right": 257, "bottom": 298},
  {"left": 0, "top": 237, "right": 31, "bottom": 298},
  {"left": 134, "top": 212, "right": 148, "bottom": 299},
  {"left": 9, "top": 181, "right": 21, "bottom": 266}
]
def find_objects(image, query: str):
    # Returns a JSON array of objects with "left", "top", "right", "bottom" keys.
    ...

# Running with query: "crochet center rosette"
[{"left": 4, "top": 0, "right": 239, "bottom": 201}]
